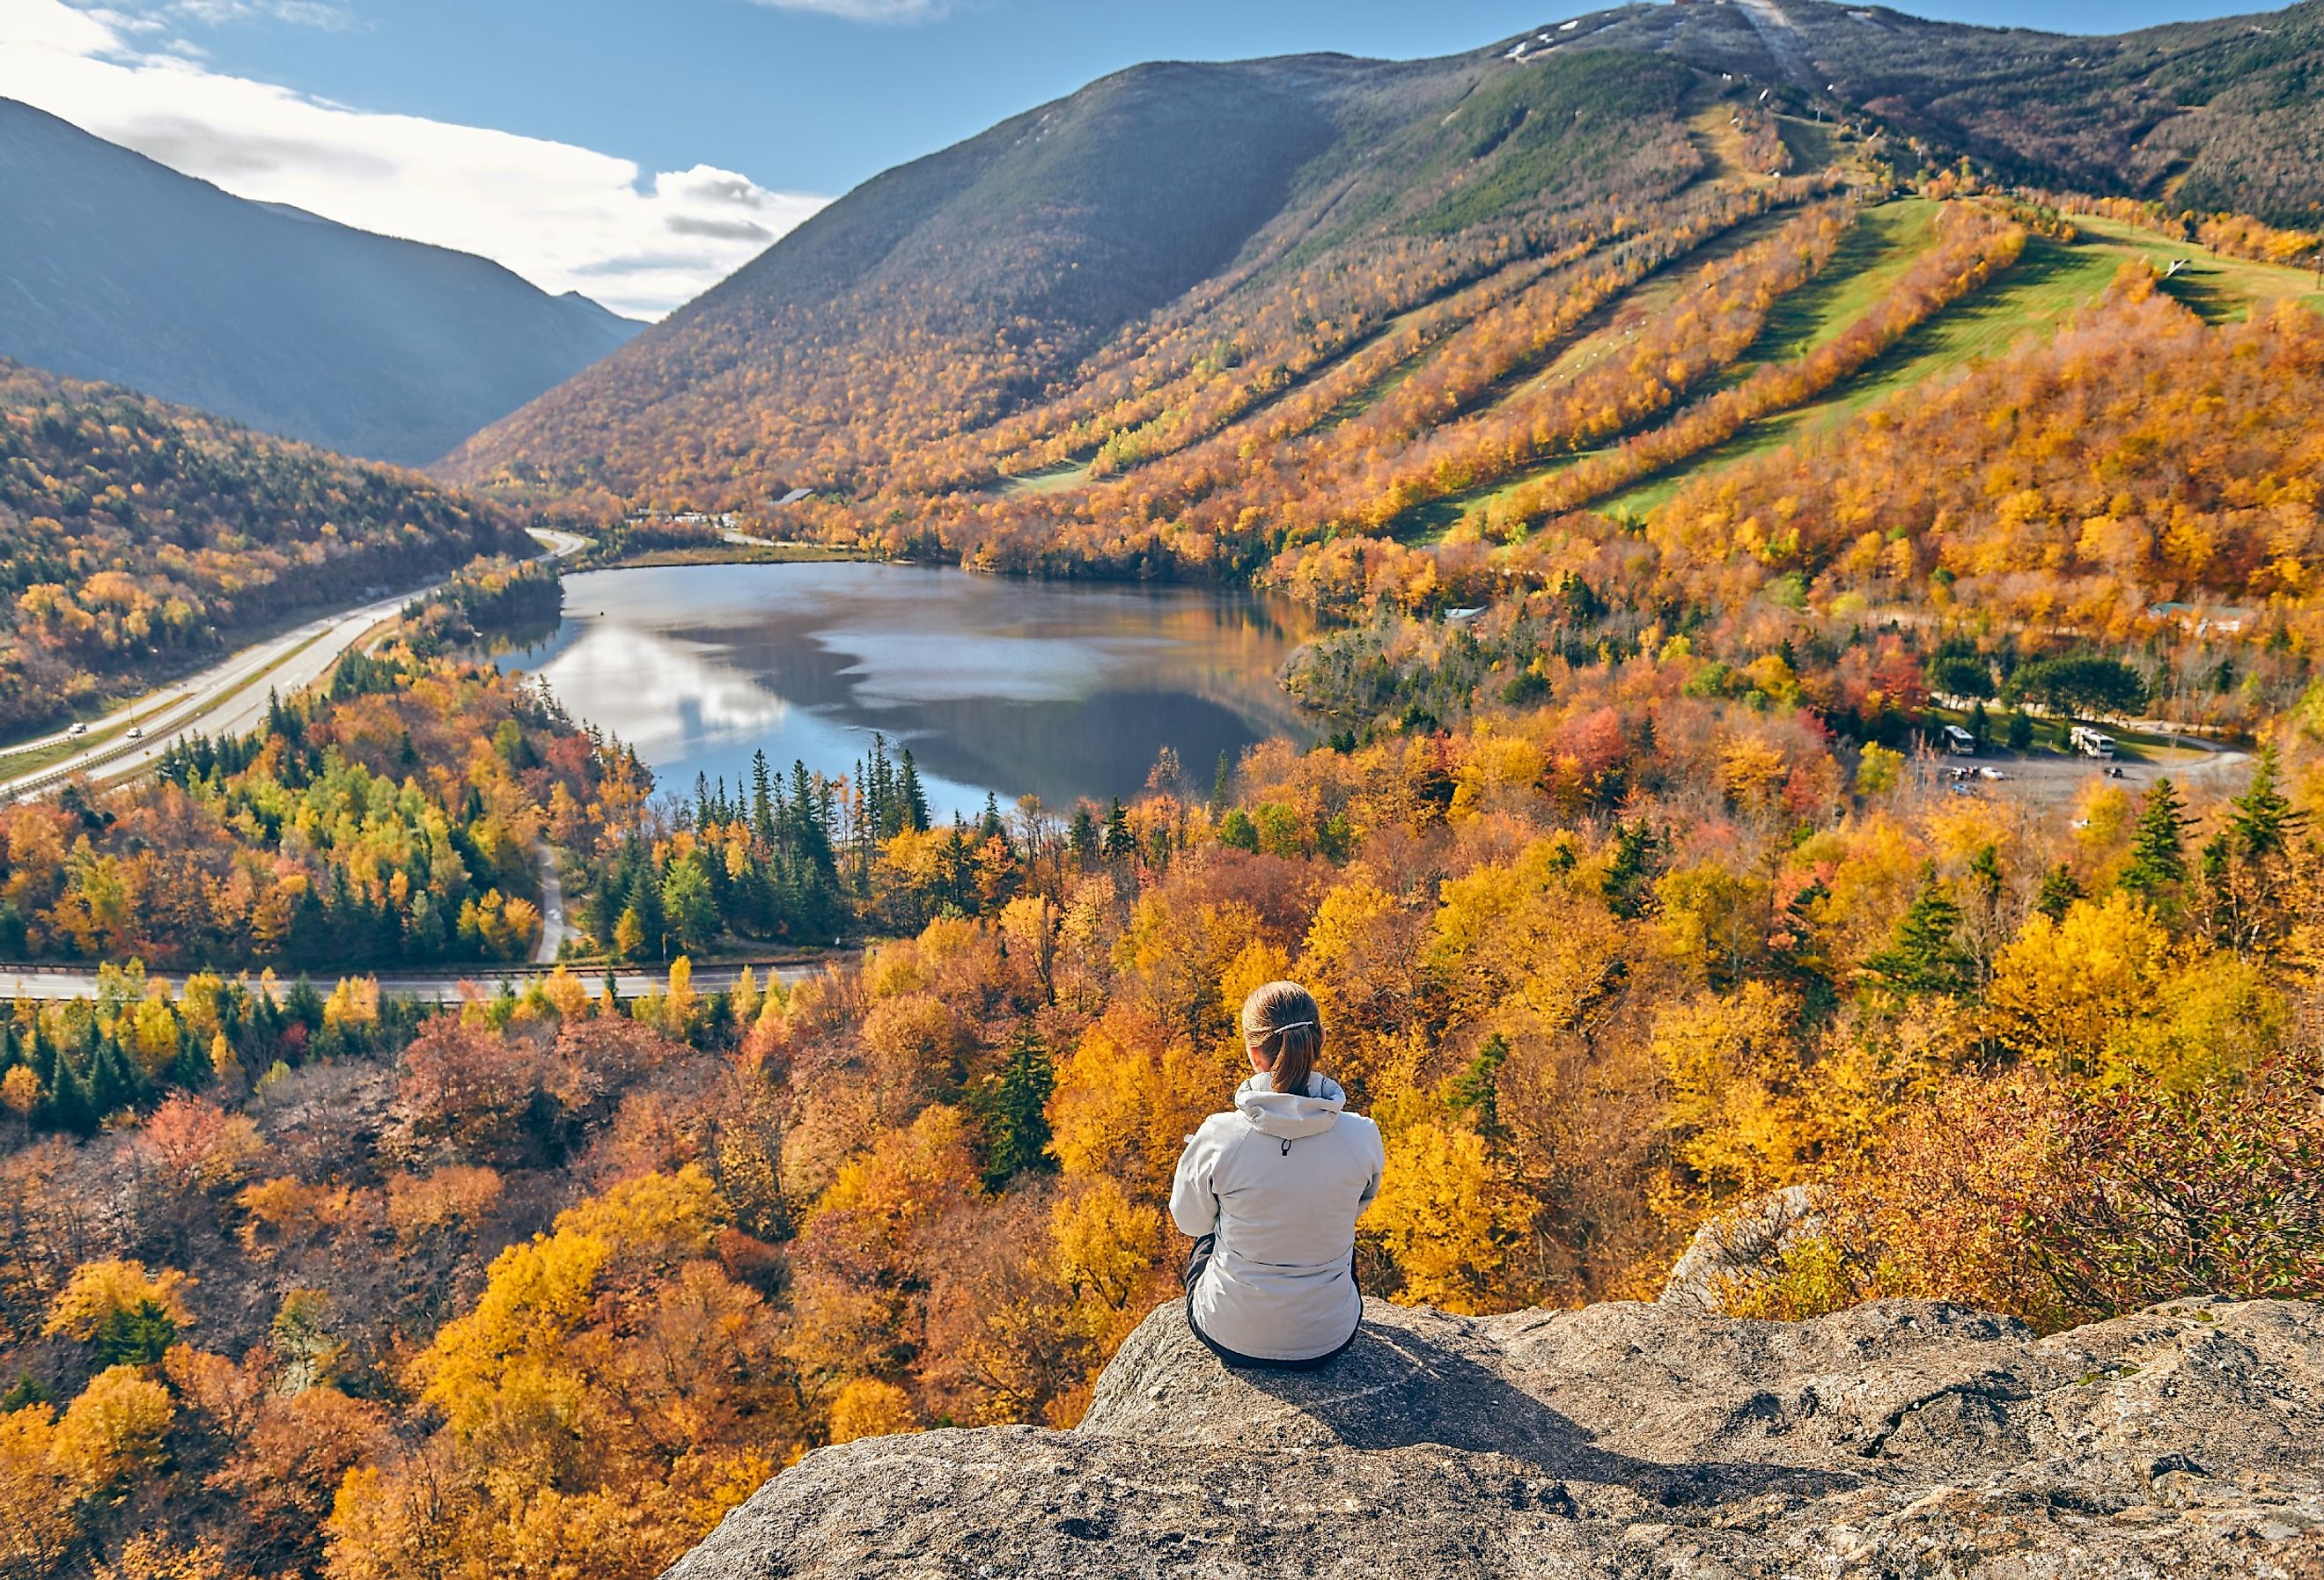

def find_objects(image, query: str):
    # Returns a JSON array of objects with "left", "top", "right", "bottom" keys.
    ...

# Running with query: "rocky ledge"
[{"left": 666, "top": 1295, "right": 2324, "bottom": 1577}]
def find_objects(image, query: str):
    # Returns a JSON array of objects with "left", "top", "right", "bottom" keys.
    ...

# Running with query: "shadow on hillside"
[{"left": 1235, "top": 1321, "right": 1858, "bottom": 1506}]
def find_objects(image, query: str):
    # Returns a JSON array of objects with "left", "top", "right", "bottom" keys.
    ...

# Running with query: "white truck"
[{"left": 2069, "top": 724, "right": 2116, "bottom": 759}]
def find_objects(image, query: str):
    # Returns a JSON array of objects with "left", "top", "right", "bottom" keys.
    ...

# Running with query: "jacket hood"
[{"left": 1234, "top": 1071, "right": 1347, "bottom": 1139}]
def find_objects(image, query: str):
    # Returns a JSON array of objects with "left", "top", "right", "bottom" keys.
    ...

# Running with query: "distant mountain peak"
[{"left": 0, "top": 97, "right": 644, "bottom": 466}]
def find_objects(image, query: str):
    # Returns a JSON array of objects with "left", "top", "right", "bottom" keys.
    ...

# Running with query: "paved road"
[
  {"left": 0, "top": 958, "right": 821, "bottom": 1004},
  {"left": 533, "top": 840, "right": 572, "bottom": 965},
  {"left": 0, "top": 528, "right": 589, "bottom": 804}
]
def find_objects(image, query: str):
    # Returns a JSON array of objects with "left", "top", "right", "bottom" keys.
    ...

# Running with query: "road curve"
[
  {"left": 0, "top": 958, "right": 823, "bottom": 1004},
  {"left": 0, "top": 528, "right": 590, "bottom": 804}
]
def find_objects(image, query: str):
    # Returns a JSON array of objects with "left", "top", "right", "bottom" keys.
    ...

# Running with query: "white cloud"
[{"left": 0, "top": 0, "right": 827, "bottom": 318}]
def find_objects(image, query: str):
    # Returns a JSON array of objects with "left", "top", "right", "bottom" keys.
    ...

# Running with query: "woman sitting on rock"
[{"left": 1170, "top": 981, "right": 1386, "bottom": 1370}]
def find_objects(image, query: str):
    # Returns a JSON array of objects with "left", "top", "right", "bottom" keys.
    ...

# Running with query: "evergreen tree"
[
  {"left": 2227, "top": 746, "right": 2303, "bottom": 861},
  {"left": 2034, "top": 863, "right": 2084, "bottom": 922},
  {"left": 94, "top": 1298, "right": 178, "bottom": 1368},
  {"left": 43, "top": 1057, "right": 96, "bottom": 1138},
  {"left": 2121, "top": 776, "right": 2188, "bottom": 903},
  {"left": 750, "top": 751, "right": 778, "bottom": 848},
  {"left": 1102, "top": 798, "right": 1133, "bottom": 861},
  {"left": 283, "top": 977, "right": 327, "bottom": 1039},
  {"left": 1602, "top": 820, "right": 1661, "bottom": 919},
  {"left": 662, "top": 856, "right": 721, "bottom": 952},
  {"left": 1967, "top": 842, "right": 2003, "bottom": 906},
  {"left": 88, "top": 1040, "right": 138, "bottom": 1119},
  {"left": 1866, "top": 864, "right": 1971, "bottom": 995},
  {"left": 1447, "top": 1035, "right": 1508, "bottom": 1142},
  {"left": 1210, "top": 752, "right": 1232, "bottom": 815},
  {"left": 1068, "top": 807, "right": 1099, "bottom": 869},
  {"left": 623, "top": 865, "right": 666, "bottom": 958},
  {"left": 978, "top": 1021, "right": 1055, "bottom": 1190},
  {"left": 897, "top": 751, "right": 930, "bottom": 833}
]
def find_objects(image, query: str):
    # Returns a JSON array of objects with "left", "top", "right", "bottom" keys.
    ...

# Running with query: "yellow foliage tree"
[
  {"left": 44, "top": 1260, "right": 194, "bottom": 1343},
  {"left": 1365, "top": 1121, "right": 1512, "bottom": 1313},
  {"left": 1651, "top": 981, "right": 1808, "bottom": 1199},
  {"left": 52, "top": 1364, "right": 174, "bottom": 1493},
  {"left": 1049, "top": 1177, "right": 1171, "bottom": 1356},
  {"left": 0, "top": 1406, "right": 76, "bottom": 1576},
  {"left": 827, "top": 1378, "right": 915, "bottom": 1444},
  {"left": 1982, "top": 893, "right": 2171, "bottom": 1073}
]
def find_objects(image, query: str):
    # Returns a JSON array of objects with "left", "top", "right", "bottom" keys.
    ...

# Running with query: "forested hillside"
[
  {"left": 0, "top": 99, "right": 641, "bottom": 467},
  {"left": 445, "top": 0, "right": 2324, "bottom": 522},
  {"left": 4, "top": 5, "right": 2323, "bottom": 1577},
  {"left": 440, "top": 46, "right": 1711, "bottom": 508},
  {"left": 0, "top": 363, "right": 527, "bottom": 733},
  {"left": 0, "top": 570, "right": 2317, "bottom": 1577}
]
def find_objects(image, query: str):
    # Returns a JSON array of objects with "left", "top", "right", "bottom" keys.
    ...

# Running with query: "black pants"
[{"left": 1181, "top": 1234, "right": 1360, "bottom": 1372}]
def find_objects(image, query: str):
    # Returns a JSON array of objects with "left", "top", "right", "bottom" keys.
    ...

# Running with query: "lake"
[{"left": 499, "top": 562, "right": 1316, "bottom": 819}]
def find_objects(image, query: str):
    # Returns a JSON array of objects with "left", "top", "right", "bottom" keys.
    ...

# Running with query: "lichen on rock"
[{"left": 664, "top": 1294, "right": 2324, "bottom": 1577}]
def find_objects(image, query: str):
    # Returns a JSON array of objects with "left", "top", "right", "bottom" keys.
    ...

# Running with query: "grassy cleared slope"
[{"left": 1601, "top": 206, "right": 2324, "bottom": 516}]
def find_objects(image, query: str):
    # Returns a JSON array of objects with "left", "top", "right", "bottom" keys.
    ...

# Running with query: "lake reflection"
[{"left": 500, "top": 562, "right": 1316, "bottom": 819}]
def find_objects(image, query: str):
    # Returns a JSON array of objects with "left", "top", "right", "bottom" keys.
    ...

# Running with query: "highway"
[
  {"left": 0, "top": 958, "right": 823, "bottom": 1003},
  {"left": 0, "top": 528, "right": 589, "bottom": 803}
]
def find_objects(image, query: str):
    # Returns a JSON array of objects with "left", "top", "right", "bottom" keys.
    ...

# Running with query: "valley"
[{"left": 0, "top": 4, "right": 2319, "bottom": 1579}]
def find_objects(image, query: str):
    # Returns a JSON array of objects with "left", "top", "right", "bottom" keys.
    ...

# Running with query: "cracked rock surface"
[{"left": 662, "top": 1295, "right": 2324, "bottom": 1577}]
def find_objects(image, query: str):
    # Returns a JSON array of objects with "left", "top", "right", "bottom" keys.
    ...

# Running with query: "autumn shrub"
[{"left": 1731, "top": 1043, "right": 2324, "bottom": 1329}]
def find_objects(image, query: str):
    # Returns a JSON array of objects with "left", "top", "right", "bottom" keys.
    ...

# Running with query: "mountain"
[
  {"left": 0, "top": 99, "right": 644, "bottom": 467},
  {"left": 440, "top": 0, "right": 2323, "bottom": 519},
  {"left": 438, "top": 43, "right": 1708, "bottom": 507},
  {"left": 1568, "top": 0, "right": 2324, "bottom": 224},
  {"left": 666, "top": 1295, "right": 2324, "bottom": 1578}
]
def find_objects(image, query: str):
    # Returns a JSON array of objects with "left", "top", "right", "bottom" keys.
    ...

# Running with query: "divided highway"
[
  {"left": 0, "top": 528, "right": 588, "bottom": 803},
  {"left": 0, "top": 526, "right": 682, "bottom": 1001}
]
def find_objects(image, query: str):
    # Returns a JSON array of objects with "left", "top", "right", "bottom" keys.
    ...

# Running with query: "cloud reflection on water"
[{"left": 503, "top": 562, "right": 1313, "bottom": 819}]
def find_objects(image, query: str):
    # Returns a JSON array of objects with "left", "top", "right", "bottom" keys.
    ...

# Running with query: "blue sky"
[{"left": 0, "top": 0, "right": 2273, "bottom": 316}]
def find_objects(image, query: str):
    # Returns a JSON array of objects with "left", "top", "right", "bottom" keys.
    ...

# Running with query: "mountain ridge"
[
  {"left": 0, "top": 97, "right": 643, "bottom": 467},
  {"left": 439, "top": 0, "right": 2324, "bottom": 518}
]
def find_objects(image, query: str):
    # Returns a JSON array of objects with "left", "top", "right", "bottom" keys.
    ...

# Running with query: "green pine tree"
[
  {"left": 979, "top": 1021, "right": 1055, "bottom": 1190},
  {"left": 2227, "top": 746, "right": 2303, "bottom": 861},
  {"left": 2034, "top": 863, "right": 2084, "bottom": 922},
  {"left": 2121, "top": 776, "right": 2188, "bottom": 904},
  {"left": 1865, "top": 863, "right": 1971, "bottom": 996},
  {"left": 1446, "top": 1035, "right": 1509, "bottom": 1142},
  {"left": 94, "top": 1298, "right": 178, "bottom": 1368}
]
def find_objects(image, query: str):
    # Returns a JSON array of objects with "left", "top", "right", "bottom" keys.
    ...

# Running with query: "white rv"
[{"left": 2069, "top": 725, "right": 2116, "bottom": 759}]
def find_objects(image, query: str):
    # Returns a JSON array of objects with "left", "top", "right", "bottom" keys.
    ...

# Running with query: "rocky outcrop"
[
  {"left": 1658, "top": 1183, "right": 1825, "bottom": 1313},
  {"left": 666, "top": 1295, "right": 2324, "bottom": 1578}
]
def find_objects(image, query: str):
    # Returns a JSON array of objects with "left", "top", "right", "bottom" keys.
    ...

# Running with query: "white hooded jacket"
[{"left": 1169, "top": 1071, "right": 1386, "bottom": 1363}]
